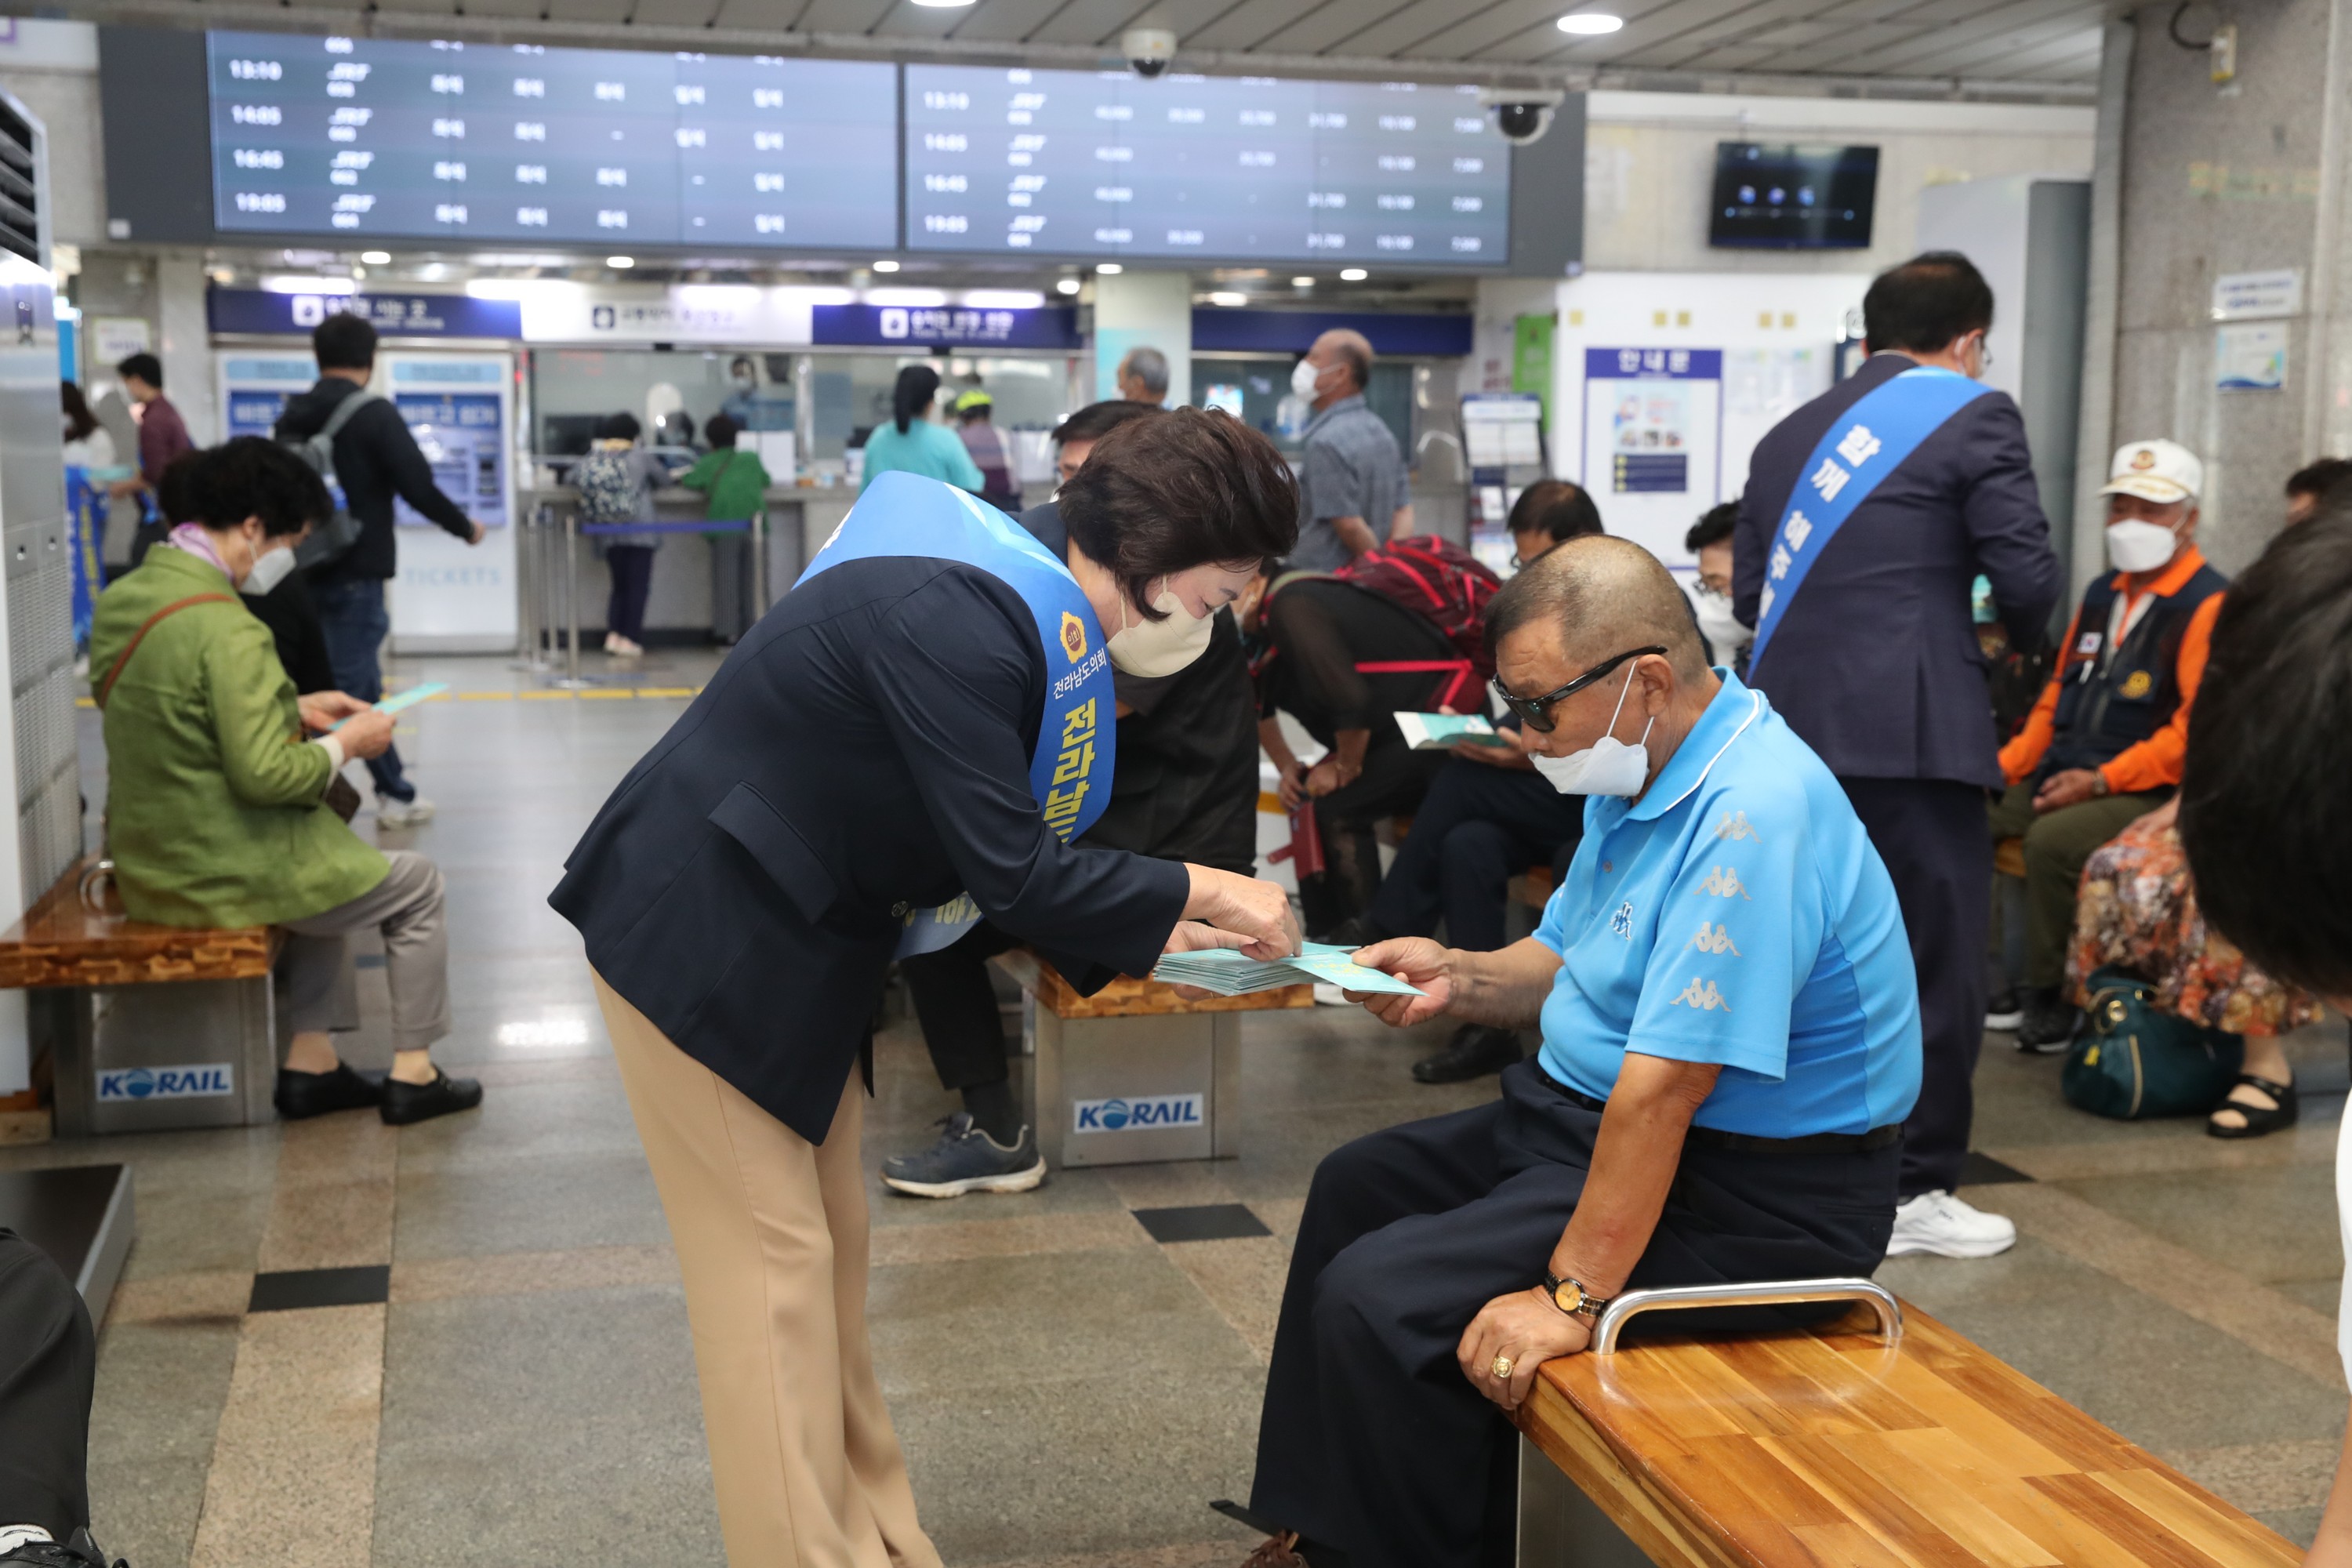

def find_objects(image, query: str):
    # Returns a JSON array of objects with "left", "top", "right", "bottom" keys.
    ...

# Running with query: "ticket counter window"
[
  {"left": 532, "top": 349, "right": 796, "bottom": 454},
  {"left": 810, "top": 353, "right": 1074, "bottom": 463},
  {"left": 1192, "top": 357, "right": 1414, "bottom": 457}
]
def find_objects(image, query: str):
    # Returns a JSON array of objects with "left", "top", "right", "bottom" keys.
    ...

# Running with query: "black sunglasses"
[{"left": 1491, "top": 645, "right": 1668, "bottom": 733}]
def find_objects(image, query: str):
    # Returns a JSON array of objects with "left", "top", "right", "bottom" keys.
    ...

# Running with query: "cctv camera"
[
  {"left": 1123, "top": 27, "right": 1177, "bottom": 78},
  {"left": 1478, "top": 87, "right": 1565, "bottom": 146}
]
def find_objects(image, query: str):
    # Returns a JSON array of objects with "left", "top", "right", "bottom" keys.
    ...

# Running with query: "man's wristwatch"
[
  {"left": 2089, "top": 771, "right": 2111, "bottom": 798},
  {"left": 1541, "top": 1272, "right": 1611, "bottom": 1321}
]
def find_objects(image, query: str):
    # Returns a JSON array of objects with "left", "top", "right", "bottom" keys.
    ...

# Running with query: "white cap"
[{"left": 2100, "top": 438, "right": 2203, "bottom": 504}]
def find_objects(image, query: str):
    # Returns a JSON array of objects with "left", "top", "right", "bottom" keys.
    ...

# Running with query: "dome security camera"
[
  {"left": 1123, "top": 28, "right": 1177, "bottom": 78},
  {"left": 1478, "top": 87, "right": 1566, "bottom": 146}
]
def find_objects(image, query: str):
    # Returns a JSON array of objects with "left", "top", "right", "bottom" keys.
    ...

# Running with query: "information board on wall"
[
  {"left": 1581, "top": 347, "right": 1725, "bottom": 567},
  {"left": 207, "top": 31, "right": 898, "bottom": 249},
  {"left": 903, "top": 65, "right": 1509, "bottom": 264}
]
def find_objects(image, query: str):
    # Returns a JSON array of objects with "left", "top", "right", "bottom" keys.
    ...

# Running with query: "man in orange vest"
[{"left": 1990, "top": 438, "right": 2226, "bottom": 1050}]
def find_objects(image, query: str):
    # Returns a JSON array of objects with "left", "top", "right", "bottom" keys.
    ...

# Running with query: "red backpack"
[{"left": 1331, "top": 535, "right": 1504, "bottom": 711}]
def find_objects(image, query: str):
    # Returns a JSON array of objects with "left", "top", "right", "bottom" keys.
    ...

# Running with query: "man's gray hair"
[
  {"left": 1120, "top": 346, "right": 1171, "bottom": 397},
  {"left": 1483, "top": 535, "right": 1710, "bottom": 682}
]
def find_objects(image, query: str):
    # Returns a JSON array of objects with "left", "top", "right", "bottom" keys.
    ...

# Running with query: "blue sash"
[
  {"left": 1749, "top": 366, "right": 1995, "bottom": 667},
  {"left": 798, "top": 472, "right": 1115, "bottom": 956}
]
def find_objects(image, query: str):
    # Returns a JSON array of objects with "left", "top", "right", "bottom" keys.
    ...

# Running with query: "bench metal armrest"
[{"left": 1590, "top": 1276, "right": 1901, "bottom": 1354}]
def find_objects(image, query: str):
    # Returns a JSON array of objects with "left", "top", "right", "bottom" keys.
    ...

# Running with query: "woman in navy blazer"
[{"left": 551, "top": 409, "right": 1299, "bottom": 1567}]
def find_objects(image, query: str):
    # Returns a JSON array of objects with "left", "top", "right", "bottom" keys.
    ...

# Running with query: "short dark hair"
[
  {"left": 2285, "top": 456, "right": 2352, "bottom": 503},
  {"left": 1051, "top": 399, "right": 1163, "bottom": 448},
  {"left": 1862, "top": 252, "right": 1994, "bottom": 354},
  {"left": 1058, "top": 407, "right": 1299, "bottom": 616},
  {"left": 116, "top": 352, "right": 162, "bottom": 388},
  {"left": 1484, "top": 533, "right": 1710, "bottom": 682},
  {"left": 1508, "top": 480, "right": 1602, "bottom": 546},
  {"left": 313, "top": 312, "right": 378, "bottom": 372},
  {"left": 185, "top": 437, "right": 333, "bottom": 538},
  {"left": 2178, "top": 499, "right": 2352, "bottom": 1000},
  {"left": 597, "top": 412, "right": 641, "bottom": 441},
  {"left": 704, "top": 412, "right": 739, "bottom": 451},
  {"left": 1685, "top": 502, "right": 1739, "bottom": 553},
  {"left": 155, "top": 450, "right": 203, "bottom": 525}
]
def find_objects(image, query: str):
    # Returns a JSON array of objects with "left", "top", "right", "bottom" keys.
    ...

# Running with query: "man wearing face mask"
[
  {"left": 1988, "top": 439, "right": 2227, "bottom": 1051},
  {"left": 1685, "top": 502, "right": 1749, "bottom": 670},
  {"left": 884, "top": 401, "right": 1263, "bottom": 1196},
  {"left": 1290, "top": 328, "right": 1414, "bottom": 571},
  {"left": 1731, "top": 251, "right": 2060, "bottom": 1262},
  {"left": 1232, "top": 536, "right": 1918, "bottom": 1568}
]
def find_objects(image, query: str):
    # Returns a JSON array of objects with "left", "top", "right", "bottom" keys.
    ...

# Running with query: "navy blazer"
[
  {"left": 1732, "top": 353, "right": 2061, "bottom": 789},
  {"left": 550, "top": 554, "right": 1192, "bottom": 1143}
]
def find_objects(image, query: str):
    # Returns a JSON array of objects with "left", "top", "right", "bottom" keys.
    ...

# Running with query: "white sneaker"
[
  {"left": 1888, "top": 1189, "right": 2017, "bottom": 1258},
  {"left": 376, "top": 795, "right": 437, "bottom": 829}
]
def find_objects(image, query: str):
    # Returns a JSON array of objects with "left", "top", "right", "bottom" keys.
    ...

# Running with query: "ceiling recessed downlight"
[
  {"left": 360, "top": 250, "right": 392, "bottom": 265},
  {"left": 1556, "top": 11, "right": 1624, "bottom": 33},
  {"left": 1208, "top": 290, "right": 1248, "bottom": 307},
  {"left": 1338, "top": 267, "right": 1369, "bottom": 281},
  {"left": 606, "top": 255, "right": 635, "bottom": 268},
  {"left": 1097, "top": 263, "right": 1124, "bottom": 274},
  {"left": 910, "top": 0, "right": 976, "bottom": 8},
  {"left": 872, "top": 258, "right": 902, "bottom": 273},
  {"left": 1291, "top": 275, "right": 1316, "bottom": 288},
  {"left": 1055, "top": 278, "right": 1082, "bottom": 295}
]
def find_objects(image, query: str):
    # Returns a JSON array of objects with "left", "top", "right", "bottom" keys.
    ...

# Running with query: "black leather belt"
[{"left": 1539, "top": 1066, "right": 1902, "bottom": 1155}]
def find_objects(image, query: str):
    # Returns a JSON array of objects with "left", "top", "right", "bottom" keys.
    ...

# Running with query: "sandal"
[{"left": 2208, "top": 1073, "right": 2297, "bottom": 1139}]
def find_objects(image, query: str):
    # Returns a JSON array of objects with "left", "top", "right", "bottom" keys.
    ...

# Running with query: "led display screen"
[{"left": 1708, "top": 143, "right": 1878, "bottom": 250}]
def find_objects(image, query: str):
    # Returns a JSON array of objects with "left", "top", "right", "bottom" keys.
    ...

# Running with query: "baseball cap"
[
  {"left": 953, "top": 390, "right": 993, "bottom": 413},
  {"left": 2100, "top": 438, "right": 2203, "bottom": 504}
]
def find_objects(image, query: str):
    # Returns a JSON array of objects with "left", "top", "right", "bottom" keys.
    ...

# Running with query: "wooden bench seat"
[
  {"left": 0, "top": 856, "right": 280, "bottom": 989},
  {"left": 1515, "top": 1294, "right": 2296, "bottom": 1568}
]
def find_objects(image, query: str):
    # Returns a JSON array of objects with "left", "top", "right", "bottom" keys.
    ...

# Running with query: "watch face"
[{"left": 1553, "top": 1279, "right": 1584, "bottom": 1315}]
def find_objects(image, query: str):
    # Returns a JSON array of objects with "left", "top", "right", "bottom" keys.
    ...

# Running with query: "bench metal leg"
[
  {"left": 50, "top": 976, "right": 278, "bottom": 1137},
  {"left": 1518, "top": 1436, "right": 1654, "bottom": 1568}
]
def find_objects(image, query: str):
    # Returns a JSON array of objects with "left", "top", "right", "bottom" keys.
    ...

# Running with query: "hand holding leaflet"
[
  {"left": 1150, "top": 942, "right": 1427, "bottom": 998},
  {"left": 329, "top": 682, "right": 449, "bottom": 731},
  {"left": 1395, "top": 712, "right": 1511, "bottom": 750}
]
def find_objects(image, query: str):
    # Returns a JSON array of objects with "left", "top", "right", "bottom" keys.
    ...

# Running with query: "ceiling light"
[
  {"left": 360, "top": 250, "right": 391, "bottom": 265},
  {"left": 1292, "top": 275, "right": 1316, "bottom": 288},
  {"left": 964, "top": 289, "right": 1044, "bottom": 308},
  {"left": 1097, "top": 263, "right": 1123, "bottom": 274},
  {"left": 872, "top": 258, "right": 902, "bottom": 273},
  {"left": 1556, "top": 11, "right": 1624, "bottom": 33},
  {"left": 866, "top": 287, "right": 949, "bottom": 307},
  {"left": 261, "top": 275, "right": 358, "bottom": 295},
  {"left": 1056, "top": 277, "right": 1082, "bottom": 296},
  {"left": 1339, "top": 267, "right": 1368, "bottom": 281},
  {"left": 1208, "top": 290, "right": 1248, "bottom": 307},
  {"left": 606, "top": 255, "right": 635, "bottom": 268},
  {"left": 910, "top": 0, "right": 975, "bottom": 7}
]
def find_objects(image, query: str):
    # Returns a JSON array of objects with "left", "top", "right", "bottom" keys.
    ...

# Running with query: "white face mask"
[
  {"left": 240, "top": 540, "right": 296, "bottom": 597},
  {"left": 1692, "top": 588, "right": 1748, "bottom": 659},
  {"left": 2105, "top": 518, "right": 2179, "bottom": 574},
  {"left": 1290, "top": 358, "right": 1326, "bottom": 400},
  {"left": 1528, "top": 666, "right": 1655, "bottom": 798},
  {"left": 1105, "top": 582, "right": 1214, "bottom": 678}
]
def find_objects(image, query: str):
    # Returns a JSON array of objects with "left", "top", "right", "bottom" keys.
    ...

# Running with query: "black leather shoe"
[
  {"left": 273, "top": 1062, "right": 383, "bottom": 1120},
  {"left": 2014, "top": 986, "right": 2082, "bottom": 1054},
  {"left": 1412, "top": 1024, "right": 1523, "bottom": 1083},
  {"left": 1, "top": 1528, "right": 123, "bottom": 1566},
  {"left": 379, "top": 1068, "right": 485, "bottom": 1126}
]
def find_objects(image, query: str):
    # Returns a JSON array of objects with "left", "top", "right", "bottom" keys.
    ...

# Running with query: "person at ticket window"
[
  {"left": 549, "top": 408, "right": 1301, "bottom": 1568},
  {"left": 1730, "top": 251, "right": 2060, "bottom": 1264}
]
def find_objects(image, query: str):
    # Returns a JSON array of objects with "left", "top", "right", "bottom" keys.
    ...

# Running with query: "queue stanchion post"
[
  {"left": 511, "top": 500, "right": 551, "bottom": 673},
  {"left": 551, "top": 504, "right": 598, "bottom": 689},
  {"left": 751, "top": 512, "right": 767, "bottom": 622}
]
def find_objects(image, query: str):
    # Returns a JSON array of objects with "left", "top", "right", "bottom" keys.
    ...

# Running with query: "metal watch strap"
[{"left": 1542, "top": 1272, "right": 1610, "bottom": 1320}]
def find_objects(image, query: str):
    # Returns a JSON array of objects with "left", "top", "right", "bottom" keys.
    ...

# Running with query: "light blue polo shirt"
[{"left": 1531, "top": 671, "right": 1921, "bottom": 1139}]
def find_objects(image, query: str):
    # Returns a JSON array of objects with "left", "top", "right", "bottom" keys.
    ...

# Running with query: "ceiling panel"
[
  {"left": 868, "top": 0, "right": 989, "bottom": 38},
  {"left": 1483, "top": 0, "right": 1769, "bottom": 68},
  {"left": 1120, "top": 0, "right": 1264, "bottom": 39},
  {"left": 793, "top": 0, "right": 901, "bottom": 34},
  {"left": 1252, "top": 0, "right": 1438, "bottom": 56},
  {"left": 629, "top": 0, "right": 725, "bottom": 24},
  {"left": 1346, "top": 0, "right": 1588, "bottom": 60},
  {"left": 938, "top": 0, "right": 1082, "bottom": 43},
  {"left": 1833, "top": 0, "right": 2096, "bottom": 73},
  {"left": 549, "top": 0, "right": 635, "bottom": 24},
  {"left": 1617, "top": 0, "right": 1866, "bottom": 69},
  {"left": 1028, "top": 0, "right": 1160, "bottom": 45},
  {"left": 1185, "top": 0, "right": 1343, "bottom": 50},
  {"left": 708, "top": 0, "right": 815, "bottom": 31},
  {"left": 369, "top": 0, "right": 463, "bottom": 16},
  {"left": 1882, "top": 15, "right": 2102, "bottom": 75}
]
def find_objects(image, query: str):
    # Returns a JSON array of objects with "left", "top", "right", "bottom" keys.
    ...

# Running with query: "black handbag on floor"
[{"left": 2061, "top": 967, "right": 2244, "bottom": 1120}]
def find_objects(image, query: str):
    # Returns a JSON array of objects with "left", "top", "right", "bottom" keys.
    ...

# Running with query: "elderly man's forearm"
[
  {"left": 1548, "top": 1056, "right": 1720, "bottom": 1291},
  {"left": 1444, "top": 939, "right": 1559, "bottom": 1030}
]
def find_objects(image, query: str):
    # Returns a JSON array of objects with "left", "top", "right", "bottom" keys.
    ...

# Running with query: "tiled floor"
[{"left": 13, "top": 644, "right": 2347, "bottom": 1566}]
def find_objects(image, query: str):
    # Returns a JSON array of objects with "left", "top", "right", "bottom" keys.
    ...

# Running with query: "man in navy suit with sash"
[{"left": 1733, "top": 252, "right": 2061, "bottom": 1260}]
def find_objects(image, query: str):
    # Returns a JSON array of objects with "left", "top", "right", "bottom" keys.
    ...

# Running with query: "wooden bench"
[
  {"left": 0, "top": 857, "right": 282, "bottom": 1136},
  {"left": 1515, "top": 1279, "right": 2297, "bottom": 1568},
  {"left": 991, "top": 950, "right": 1310, "bottom": 1168}
]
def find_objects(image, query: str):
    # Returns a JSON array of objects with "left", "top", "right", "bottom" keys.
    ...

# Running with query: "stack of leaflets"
[
  {"left": 1149, "top": 942, "right": 1426, "bottom": 998},
  {"left": 1394, "top": 712, "right": 1511, "bottom": 750}
]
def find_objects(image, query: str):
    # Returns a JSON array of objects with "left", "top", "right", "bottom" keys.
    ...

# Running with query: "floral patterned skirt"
[{"left": 2067, "top": 818, "right": 2321, "bottom": 1036}]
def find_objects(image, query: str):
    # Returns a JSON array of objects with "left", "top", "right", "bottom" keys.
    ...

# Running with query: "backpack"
[
  {"left": 285, "top": 387, "right": 383, "bottom": 570},
  {"left": 572, "top": 447, "right": 641, "bottom": 525},
  {"left": 1331, "top": 536, "right": 1504, "bottom": 710}
]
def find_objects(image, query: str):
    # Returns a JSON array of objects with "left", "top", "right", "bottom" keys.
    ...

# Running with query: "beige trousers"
[{"left": 595, "top": 971, "right": 940, "bottom": 1568}]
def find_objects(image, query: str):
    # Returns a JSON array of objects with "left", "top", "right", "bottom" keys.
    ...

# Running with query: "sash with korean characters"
[
  {"left": 798, "top": 471, "right": 1115, "bottom": 956},
  {"left": 1748, "top": 366, "right": 1996, "bottom": 669}
]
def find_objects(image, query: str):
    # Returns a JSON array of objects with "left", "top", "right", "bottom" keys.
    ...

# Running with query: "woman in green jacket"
[
  {"left": 89, "top": 438, "right": 481, "bottom": 1126},
  {"left": 680, "top": 412, "right": 771, "bottom": 644}
]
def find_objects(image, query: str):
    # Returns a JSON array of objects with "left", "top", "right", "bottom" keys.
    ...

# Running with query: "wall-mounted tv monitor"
[{"left": 1708, "top": 143, "right": 1878, "bottom": 250}]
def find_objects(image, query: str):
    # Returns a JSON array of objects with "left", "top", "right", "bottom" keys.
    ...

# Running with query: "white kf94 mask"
[{"left": 1529, "top": 664, "right": 1655, "bottom": 798}]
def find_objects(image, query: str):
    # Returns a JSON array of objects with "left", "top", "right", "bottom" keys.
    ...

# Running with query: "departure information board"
[
  {"left": 904, "top": 66, "right": 1510, "bottom": 266},
  {"left": 207, "top": 32, "right": 898, "bottom": 249}
]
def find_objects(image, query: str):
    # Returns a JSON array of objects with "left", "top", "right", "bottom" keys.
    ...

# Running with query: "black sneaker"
[
  {"left": 379, "top": 1068, "right": 485, "bottom": 1126},
  {"left": 2, "top": 1529, "right": 123, "bottom": 1566},
  {"left": 880, "top": 1113, "right": 1045, "bottom": 1199},
  {"left": 1411, "top": 1023, "right": 1523, "bottom": 1083},
  {"left": 274, "top": 1062, "right": 383, "bottom": 1120},
  {"left": 2015, "top": 987, "right": 2082, "bottom": 1054},
  {"left": 1984, "top": 988, "right": 2024, "bottom": 1032}
]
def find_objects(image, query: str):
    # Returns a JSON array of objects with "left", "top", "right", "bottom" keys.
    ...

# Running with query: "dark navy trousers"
[
  {"left": 0, "top": 1229, "right": 94, "bottom": 1540},
  {"left": 1248, "top": 1062, "right": 1896, "bottom": 1568},
  {"left": 1367, "top": 760, "right": 1584, "bottom": 952}
]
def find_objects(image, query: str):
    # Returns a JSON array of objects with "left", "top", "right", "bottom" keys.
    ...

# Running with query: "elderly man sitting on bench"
[{"left": 1237, "top": 535, "right": 1922, "bottom": 1568}]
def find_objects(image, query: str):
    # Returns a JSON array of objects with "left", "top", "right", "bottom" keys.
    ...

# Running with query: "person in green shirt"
[
  {"left": 857, "top": 365, "right": 985, "bottom": 494},
  {"left": 681, "top": 412, "right": 772, "bottom": 644},
  {"left": 88, "top": 437, "right": 483, "bottom": 1127}
]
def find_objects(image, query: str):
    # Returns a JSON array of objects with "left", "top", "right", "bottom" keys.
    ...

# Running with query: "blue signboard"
[
  {"left": 1583, "top": 347, "right": 1724, "bottom": 380},
  {"left": 208, "top": 288, "right": 523, "bottom": 339},
  {"left": 811, "top": 303, "right": 1081, "bottom": 350}
]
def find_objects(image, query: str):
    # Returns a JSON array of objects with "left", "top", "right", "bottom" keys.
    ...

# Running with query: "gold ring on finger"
[{"left": 1490, "top": 1354, "right": 1514, "bottom": 1379}]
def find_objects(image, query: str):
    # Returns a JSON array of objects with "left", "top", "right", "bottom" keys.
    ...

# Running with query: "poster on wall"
[
  {"left": 2215, "top": 323, "right": 2288, "bottom": 391},
  {"left": 1581, "top": 348, "right": 1723, "bottom": 566},
  {"left": 383, "top": 353, "right": 517, "bottom": 652}
]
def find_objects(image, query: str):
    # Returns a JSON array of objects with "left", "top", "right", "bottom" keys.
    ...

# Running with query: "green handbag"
[{"left": 2061, "top": 967, "right": 2245, "bottom": 1120}]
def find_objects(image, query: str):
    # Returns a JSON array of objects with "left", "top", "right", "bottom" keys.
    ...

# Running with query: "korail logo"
[
  {"left": 880, "top": 307, "right": 910, "bottom": 339},
  {"left": 96, "top": 1063, "right": 235, "bottom": 1103},
  {"left": 1074, "top": 1092, "right": 1203, "bottom": 1134},
  {"left": 292, "top": 296, "right": 328, "bottom": 328}
]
